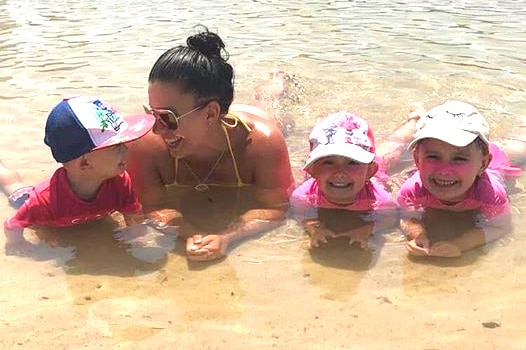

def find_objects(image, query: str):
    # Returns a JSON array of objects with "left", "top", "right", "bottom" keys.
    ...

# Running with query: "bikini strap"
[
  {"left": 221, "top": 123, "right": 244, "bottom": 187},
  {"left": 220, "top": 112, "right": 252, "bottom": 132},
  {"left": 174, "top": 157, "right": 180, "bottom": 185}
]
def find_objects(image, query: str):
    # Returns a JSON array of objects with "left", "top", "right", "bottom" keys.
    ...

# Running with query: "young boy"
[
  {"left": 291, "top": 111, "right": 404, "bottom": 249},
  {"left": 4, "top": 95, "right": 155, "bottom": 252},
  {"left": 397, "top": 100, "right": 519, "bottom": 257}
]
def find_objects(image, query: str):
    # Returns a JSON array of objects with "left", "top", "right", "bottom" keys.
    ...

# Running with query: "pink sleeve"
[
  {"left": 476, "top": 171, "right": 511, "bottom": 219},
  {"left": 396, "top": 171, "right": 423, "bottom": 209},
  {"left": 4, "top": 202, "right": 34, "bottom": 230},
  {"left": 290, "top": 178, "right": 318, "bottom": 221}
]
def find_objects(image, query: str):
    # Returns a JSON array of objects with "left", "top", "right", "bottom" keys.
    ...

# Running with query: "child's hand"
[
  {"left": 306, "top": 225, "right": 336, "bottom": 248},
  {"left": 400, "top": 218, "right": 425, "bottom": 240},
  {"left": 405, "top": 234, "right": 431, "bottom": 256},
  {"left": 429, "top": 241, "right": 462, "bottom": 257},
  {"left": 338, "top": 224, "right": 373, "bottom": 249}
]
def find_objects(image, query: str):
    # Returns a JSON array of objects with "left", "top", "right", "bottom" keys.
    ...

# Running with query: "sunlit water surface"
[{"left": 1, "top": 1, "right": 525, "bottom": 349}]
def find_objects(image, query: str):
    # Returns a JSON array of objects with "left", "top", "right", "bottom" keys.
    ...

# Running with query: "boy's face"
[
  {"left": 309, "top": 155, "right": 377, "bottom": 205},
  {"left": 413, "top": 138, "right": 491, "bottom": 203},
  {"left": 86, "top": 143, "right": 129, "bottom": 180}
]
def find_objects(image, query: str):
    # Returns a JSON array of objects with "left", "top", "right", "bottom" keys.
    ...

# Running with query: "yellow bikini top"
[{"left": 174, "top": 112, "right": 252, "bottom": 189}]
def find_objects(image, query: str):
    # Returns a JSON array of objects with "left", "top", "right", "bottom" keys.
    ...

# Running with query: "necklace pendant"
[{"left": 194, "top": 183, "right": 210, "bottom": 192}]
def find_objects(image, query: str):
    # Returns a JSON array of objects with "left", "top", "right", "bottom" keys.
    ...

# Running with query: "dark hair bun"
[{"left": 187, "top": 29, "right": 227, "bottom": 59}]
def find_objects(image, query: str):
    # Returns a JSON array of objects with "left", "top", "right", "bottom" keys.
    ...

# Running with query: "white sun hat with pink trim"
[{"left": 303, "top": 111, "right": 376, "bottom": 170}]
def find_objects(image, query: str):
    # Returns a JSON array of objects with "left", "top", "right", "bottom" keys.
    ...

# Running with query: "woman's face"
[{"left": 147, "top": 82, "right": 210, "bottom": 159}]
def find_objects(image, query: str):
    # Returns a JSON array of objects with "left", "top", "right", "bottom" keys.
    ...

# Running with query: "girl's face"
[
  {"left": 309, "top": 155, "right": 377, "bottom": 205},
  {"left": 147, "top": 82, "right": 212, "bottom": 159},
  {"left": 414, "top": 138, "right": 491, "bottom": 203},
  {"left": 87, "top": 143, "right": 129, "bottom": 180}
]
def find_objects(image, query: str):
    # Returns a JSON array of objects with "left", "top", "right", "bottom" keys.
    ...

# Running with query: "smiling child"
[{"left": 397, "top": 100, "right": 519, "bottom": 257}]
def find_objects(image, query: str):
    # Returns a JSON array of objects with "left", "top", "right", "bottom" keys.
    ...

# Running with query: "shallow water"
[{"left": 1, "top": 1, "right": 526, "bottom": 349}]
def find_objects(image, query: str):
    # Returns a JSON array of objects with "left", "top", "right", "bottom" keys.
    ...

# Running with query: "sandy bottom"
[{"left": 1, "top": 195, "right": 526, "bottom": 350}]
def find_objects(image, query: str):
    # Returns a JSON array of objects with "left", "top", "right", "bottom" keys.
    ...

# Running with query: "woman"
[{"left": 127, "top": 27, "right": 295, "bottom": 262}]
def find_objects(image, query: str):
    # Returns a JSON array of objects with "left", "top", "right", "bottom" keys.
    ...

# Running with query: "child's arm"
[
  {"left": 4, "top": 226, "right": 26, "bottom": 244},
  {"left": 4, "top": 224, "right": 35, "bottom": 255},
  {"left": 3, "top": 202, "right": 35, "bottom": 254},
  {"left": 429, "top": 212, "right": 510, "bottom": 257}
]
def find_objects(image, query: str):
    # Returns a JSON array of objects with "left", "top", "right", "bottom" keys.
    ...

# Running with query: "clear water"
[{"left": 1, "top": 1, "right": 525, "bottom": 348}]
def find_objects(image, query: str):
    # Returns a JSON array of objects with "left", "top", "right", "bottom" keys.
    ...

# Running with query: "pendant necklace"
[{"left": 182, "top": 149, "right": 226, "bottom": 192}]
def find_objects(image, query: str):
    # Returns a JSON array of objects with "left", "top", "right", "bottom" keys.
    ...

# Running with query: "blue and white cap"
[{"left": 44, "top": 95, "right": 155, "bottom": 163}]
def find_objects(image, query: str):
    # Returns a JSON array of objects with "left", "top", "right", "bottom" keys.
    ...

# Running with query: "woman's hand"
[{"left": 186, "top": 234, "right": 228, "bottom": 261}]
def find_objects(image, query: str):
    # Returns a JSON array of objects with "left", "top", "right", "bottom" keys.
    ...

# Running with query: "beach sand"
[{"left": 1, "top": 204, "right": 525, "bottom": 349}]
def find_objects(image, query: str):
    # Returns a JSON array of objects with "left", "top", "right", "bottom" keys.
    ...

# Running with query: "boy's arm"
[
  {"left": 4, "top": 221, "right": 34, "bottom": 255},
  {"left": 4, "top": 205, "right": 31, "bottom": 246},
  {"left": 4, "top": 226, "right": 26, "bottom": 244}
]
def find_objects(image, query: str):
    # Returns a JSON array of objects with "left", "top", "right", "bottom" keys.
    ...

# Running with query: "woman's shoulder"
[
  {"left": 230, "top": 104, "right": 282, "bottom": 134},
  {"left": 230, "top": 104, "right": 286, "bottom": 151}
]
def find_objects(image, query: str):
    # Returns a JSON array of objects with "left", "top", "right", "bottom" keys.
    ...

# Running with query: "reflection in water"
[
  {"left": 302, "top": 237, "right": 377, "bottom": 301},
  {"left": 28, "top": 215, "right": 244, "bottom": 340},
  {"left": 300, "top": 209, "right": 383, "bottom": 300}
]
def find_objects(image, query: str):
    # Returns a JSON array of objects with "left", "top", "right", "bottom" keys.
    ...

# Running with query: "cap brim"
[
  {"left": 409, "top": 127, "right": 486, "bottom": 149},
  {"left": 93, "top": 113, "right": 155, "bottom": 150},
  {"left": 302, "top": 143, "right": 375, "bottom": 170}
]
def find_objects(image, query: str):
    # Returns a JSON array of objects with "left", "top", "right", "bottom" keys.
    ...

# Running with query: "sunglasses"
[{"left": 143, "top": 103, "right": 206, "bottom": 130}]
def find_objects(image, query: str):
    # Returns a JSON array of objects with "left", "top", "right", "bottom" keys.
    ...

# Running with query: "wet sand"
[{"left": 1, "top": 203, "right": 525, "bottom": 349}]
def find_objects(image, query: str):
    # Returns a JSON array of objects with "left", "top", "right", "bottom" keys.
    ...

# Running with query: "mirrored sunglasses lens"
[
  {"left": 144, "top": 106, "right": 178, "bottom": 129},
  {"left": 158, "top": 112, "right": 177, "bottom": 129}
]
